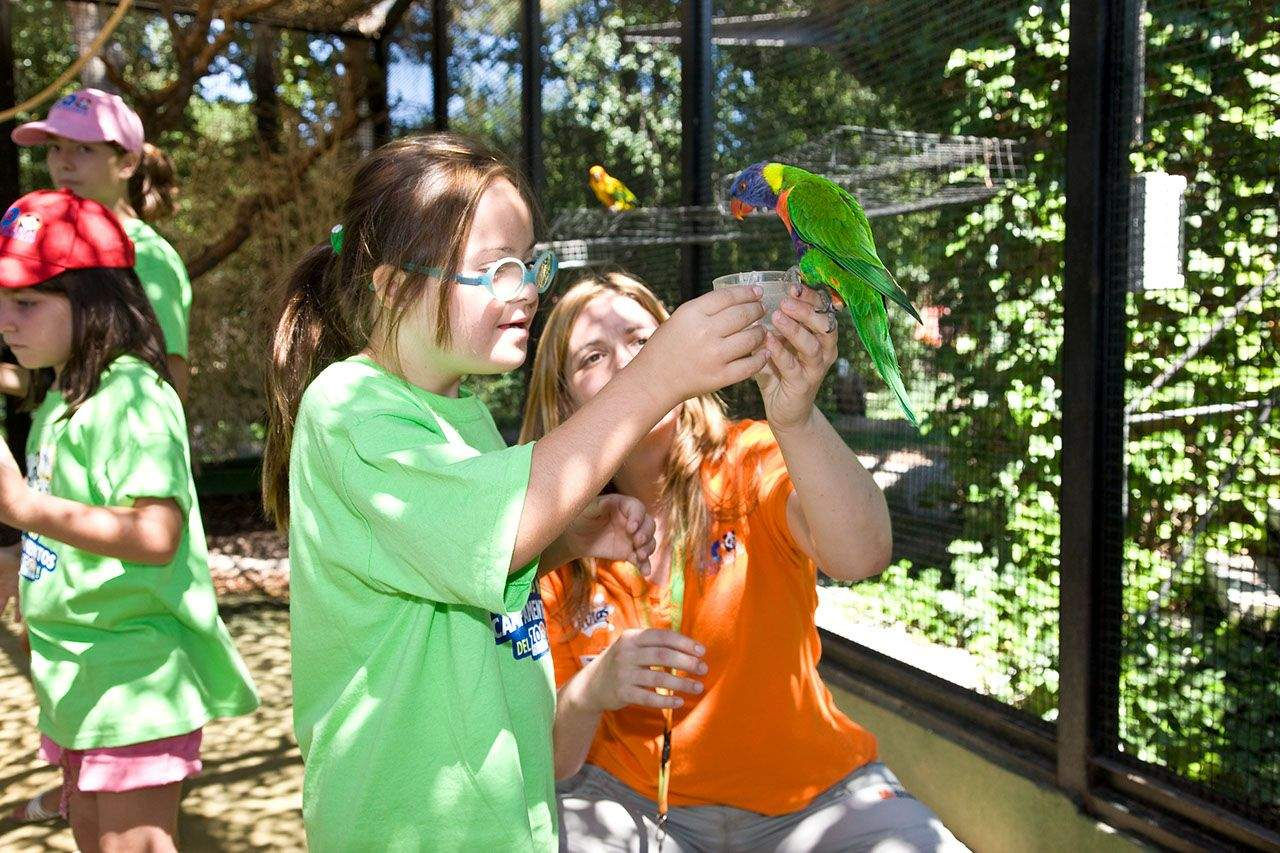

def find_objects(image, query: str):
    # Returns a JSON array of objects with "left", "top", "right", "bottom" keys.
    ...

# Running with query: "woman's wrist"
[{"left": 768, "top": 404, "right": 821, "bottom": 438}]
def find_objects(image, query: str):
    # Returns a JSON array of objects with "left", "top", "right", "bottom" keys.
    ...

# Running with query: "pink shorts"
[{"left": 41, "top": 730, "right": 202, "bottom": 817}]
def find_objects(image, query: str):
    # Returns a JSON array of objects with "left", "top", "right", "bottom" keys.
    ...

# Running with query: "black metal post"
[
  {"left": 1059, "top": 0, "right": 1137, "bottom": 805},
  {"left": 431, "top": 0, "right": 449, "bottom": 132},
  {"left": 369, "top": 37, "right": 391, "bottom": 149},
  {"left": 678, "top": 0, "right": 712, "bottom": 302},
  {"left": 519, "top": 0, "right": 543, "bottom": 199}
]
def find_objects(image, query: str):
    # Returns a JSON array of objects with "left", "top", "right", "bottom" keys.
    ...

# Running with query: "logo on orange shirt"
[{"left": 705, "top": 529, "right": 738, "bottom": 576}]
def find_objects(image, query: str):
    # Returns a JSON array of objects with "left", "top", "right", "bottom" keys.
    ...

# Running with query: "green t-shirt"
[
  {"left": 124, "top": 218, "right": 191, "bottom": 359},
  {"left": 19, "top": 356, "right": 259, "bottom": 748},
  {"left": 289, "top": 355, "right": 556, "bottom": 852}
]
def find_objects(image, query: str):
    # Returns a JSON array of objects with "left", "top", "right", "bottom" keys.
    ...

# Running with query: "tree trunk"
[{"left": 68, "top": 1, "right": 109, "bottom": 90}]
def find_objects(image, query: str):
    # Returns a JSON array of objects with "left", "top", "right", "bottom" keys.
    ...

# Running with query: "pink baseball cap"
[{"left": 12, "top": 88, "right": 145, "bottom": 154}]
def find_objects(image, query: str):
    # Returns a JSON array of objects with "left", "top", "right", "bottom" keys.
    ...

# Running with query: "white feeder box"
[{"left": 1128, "top": 172, "right": 1188, "bottom": 292}]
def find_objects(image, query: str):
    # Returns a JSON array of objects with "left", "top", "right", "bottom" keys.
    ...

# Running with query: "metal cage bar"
[
  {"left": 678, "top": 0, "right": 712, "bottom": 302},
  {"left": 1057, "top": 0, "right": 1135, "bottom": 804}
]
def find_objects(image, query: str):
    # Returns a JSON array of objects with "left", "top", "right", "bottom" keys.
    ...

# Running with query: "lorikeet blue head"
[{"left": 728, "top": 161, "right": 780, "bottom": 220}]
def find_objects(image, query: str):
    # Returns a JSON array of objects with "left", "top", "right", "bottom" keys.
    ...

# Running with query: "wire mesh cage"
[
  {"left": 717, "top": 125, "right": 1026, "bottom": 219},
  {"left": 1109, "top": 0, "right": 1279, "bottom": 826}
]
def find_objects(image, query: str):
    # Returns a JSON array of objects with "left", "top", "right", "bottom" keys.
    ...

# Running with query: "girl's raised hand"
[
  {"left": 636, "top": 285, "right": 769, "bottom": 403},
  {"left": 560, "top": 494, "right": 657, "bottom": 574},
  {"left": 756, "top": 282, "right": 839, "bottom": 431},
  {"left": 582, "top": 628, "right": 706, "bottom": 712}
]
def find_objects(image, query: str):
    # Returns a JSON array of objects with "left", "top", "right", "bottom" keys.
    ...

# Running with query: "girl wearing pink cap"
[
  {"left": 6, "top": 88, "right": 192, "bottom": 401},
  {"left": 0, "top": 189, "right": 258, "bottom": 852}
]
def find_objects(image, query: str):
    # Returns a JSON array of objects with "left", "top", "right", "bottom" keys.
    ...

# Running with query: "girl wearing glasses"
[
  {"left": 262, "top": 134, "right": 770, "bottom": 850},
  {"left": 522, "top": 272, "right": 968, "bottom": 852}
]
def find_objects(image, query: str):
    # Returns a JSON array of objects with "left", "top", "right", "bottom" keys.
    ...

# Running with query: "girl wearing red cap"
[
  {"left": 0, "top": 189, "right": 258, "bottom": 852},
  {"left": 5, "top": 88, "right": 191, "bottom": 400}
]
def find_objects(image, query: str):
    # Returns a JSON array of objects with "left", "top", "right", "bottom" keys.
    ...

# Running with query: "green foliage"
[{"left": 821, "top": 0, "right": 1277, "bottom": 816}]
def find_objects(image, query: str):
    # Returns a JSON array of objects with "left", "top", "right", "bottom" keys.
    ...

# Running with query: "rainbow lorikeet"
[
  {"left": 588, "top": 164, "right": 638, "bottom": 211},
  {"left": 728, "top": 162, "right": 922, "bottom": 427}
]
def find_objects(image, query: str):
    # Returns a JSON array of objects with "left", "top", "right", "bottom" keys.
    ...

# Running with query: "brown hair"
[
  {"left": 262, "top": 133, "right": 537, "bottom": 528},
  {"left": 519, "top": 272, "right": 738, "bottom": 630},
  {"left": 124, "top": 142, "right": 179, "bottom": 221},
  {"left": 21, "top": 266, "right": 172, "bottom": 418}
]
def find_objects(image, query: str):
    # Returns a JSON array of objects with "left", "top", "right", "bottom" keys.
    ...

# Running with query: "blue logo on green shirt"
[{"left": 491, "top": 592, "right": 549, "bottom": 661}]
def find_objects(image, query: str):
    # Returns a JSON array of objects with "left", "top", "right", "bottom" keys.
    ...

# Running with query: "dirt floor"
[{"left": 0, "top": 496, "right": 302, "bottom": 852}]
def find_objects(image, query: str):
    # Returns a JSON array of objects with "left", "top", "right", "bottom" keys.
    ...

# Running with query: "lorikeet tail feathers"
[{"left": 851, "top": 301, "right": 921, "bottom": 428}]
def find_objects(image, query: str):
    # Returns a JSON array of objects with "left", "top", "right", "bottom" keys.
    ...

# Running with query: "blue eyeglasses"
[{"left": 403, "top": 249, "right": 558, "bottom": 302}]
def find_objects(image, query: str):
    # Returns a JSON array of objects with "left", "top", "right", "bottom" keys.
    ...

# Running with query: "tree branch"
[{"left": 185, "top": 107, "right": 373, "bottom": 280}]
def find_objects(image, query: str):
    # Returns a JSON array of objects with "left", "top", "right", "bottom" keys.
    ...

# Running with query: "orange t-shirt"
[{"left": 540, "top": 420, "right": 878, "bottom": 815}]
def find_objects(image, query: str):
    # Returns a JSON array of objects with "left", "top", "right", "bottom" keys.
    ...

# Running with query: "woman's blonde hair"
[
  {"left": 520, "top": 271, "right": 737, "bottom": 630},
  {"left": 263, "top": 133, "right": 537, "bottom": 528}
]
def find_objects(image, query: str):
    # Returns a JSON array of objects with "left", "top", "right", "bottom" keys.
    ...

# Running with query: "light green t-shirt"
[
  {"left": 124, "top": 218, "right": 191, "bottom": 359},
  {"left": 288, "top": 355, "right": 557, "bottom": 852},
  {"left": 19, "top": 355, "right": 259, "bottom": 748}
]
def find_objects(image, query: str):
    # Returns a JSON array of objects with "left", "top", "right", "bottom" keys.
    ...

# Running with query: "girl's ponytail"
[
  {"left": 128, "top": 142, "right": 180, "bottom": 221},
  {"left": 262, "top": 243, "right": 357, "bottom": 528}
]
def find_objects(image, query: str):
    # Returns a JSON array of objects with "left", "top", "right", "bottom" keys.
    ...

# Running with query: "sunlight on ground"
[{"left": 0, "top": 606, "right": 305, "bottom": 852}]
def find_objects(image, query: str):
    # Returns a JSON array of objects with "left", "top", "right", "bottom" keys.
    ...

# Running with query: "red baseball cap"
[{"left": 0, "top": 189, "right": 135, "bottom": 289}]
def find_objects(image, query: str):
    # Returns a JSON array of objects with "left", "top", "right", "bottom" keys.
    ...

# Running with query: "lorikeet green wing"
[
  {"left": 779, "top": 166, "right": 922, "bottom": 324},
  {"left": 798, "top": 247, "right": 920, "bottom": 427}
]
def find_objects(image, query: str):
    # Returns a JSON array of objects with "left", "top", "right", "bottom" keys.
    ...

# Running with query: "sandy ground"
[{"left": 0, "top": 532, "right": 304, "bottom": 851}]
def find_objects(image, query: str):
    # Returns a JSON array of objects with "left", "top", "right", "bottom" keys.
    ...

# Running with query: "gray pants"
[{"left": 557, "top": 762, "right": 969, "bottom": 853}]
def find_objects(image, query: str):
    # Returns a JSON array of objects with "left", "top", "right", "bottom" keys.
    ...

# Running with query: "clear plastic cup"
[{"left": 711, "top": 269, "right": 799, "bottom": 331}]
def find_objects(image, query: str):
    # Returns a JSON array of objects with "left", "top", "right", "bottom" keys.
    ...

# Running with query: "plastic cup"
[{"left": 711, "top": 270, "right": 800, "bottom": 331}]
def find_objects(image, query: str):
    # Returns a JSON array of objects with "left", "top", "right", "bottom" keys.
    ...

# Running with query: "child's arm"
[
  {"left": 0, "top": 363, "right": 29, "bottom": 397},
  {"left": 509, "top": 286, "right": 768, "bottom": 571},
  {"left": 0, "top": 442, "right": 183, "bottom": 565}
]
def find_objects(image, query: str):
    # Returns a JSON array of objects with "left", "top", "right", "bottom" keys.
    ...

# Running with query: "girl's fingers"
[
  {"left": 720, "top": 349, "right": 771, "bottom": 386},
  {"left": 720, "top": 324, "right": 768, "bottom": 362},
  {"left": 696, "top": 284, "right": 765, "bottom": 316},
  {"left": 709, "top": 301, "right": 767, "bottom": 336}
]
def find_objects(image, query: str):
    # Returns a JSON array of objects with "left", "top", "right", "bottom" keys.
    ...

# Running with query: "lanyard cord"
[{"left": 633, "top": 526, "right": 687, "bottom": 851}]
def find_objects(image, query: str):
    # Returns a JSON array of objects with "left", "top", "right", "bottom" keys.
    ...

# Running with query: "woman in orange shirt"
[{"left": 522, "top": 272, "right": 967, "bottom": 851}]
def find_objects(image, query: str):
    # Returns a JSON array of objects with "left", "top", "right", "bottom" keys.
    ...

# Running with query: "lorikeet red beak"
[{"left": 730, "top": 198, "right": 753, "bottom": 220}]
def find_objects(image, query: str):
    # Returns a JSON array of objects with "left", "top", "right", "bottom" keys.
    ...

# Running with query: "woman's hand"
[
  {"left": 0, "top": 438, "right": 28, "bottom": 528},
  {"left": 548, "top": 494, "right": 657, "bottom": 575},
  {"left": 581, "top": 628, "right": 707, "bottom": 712},
  {"left": 756, "top": 282, "right": 839, "bottom": 432}
]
